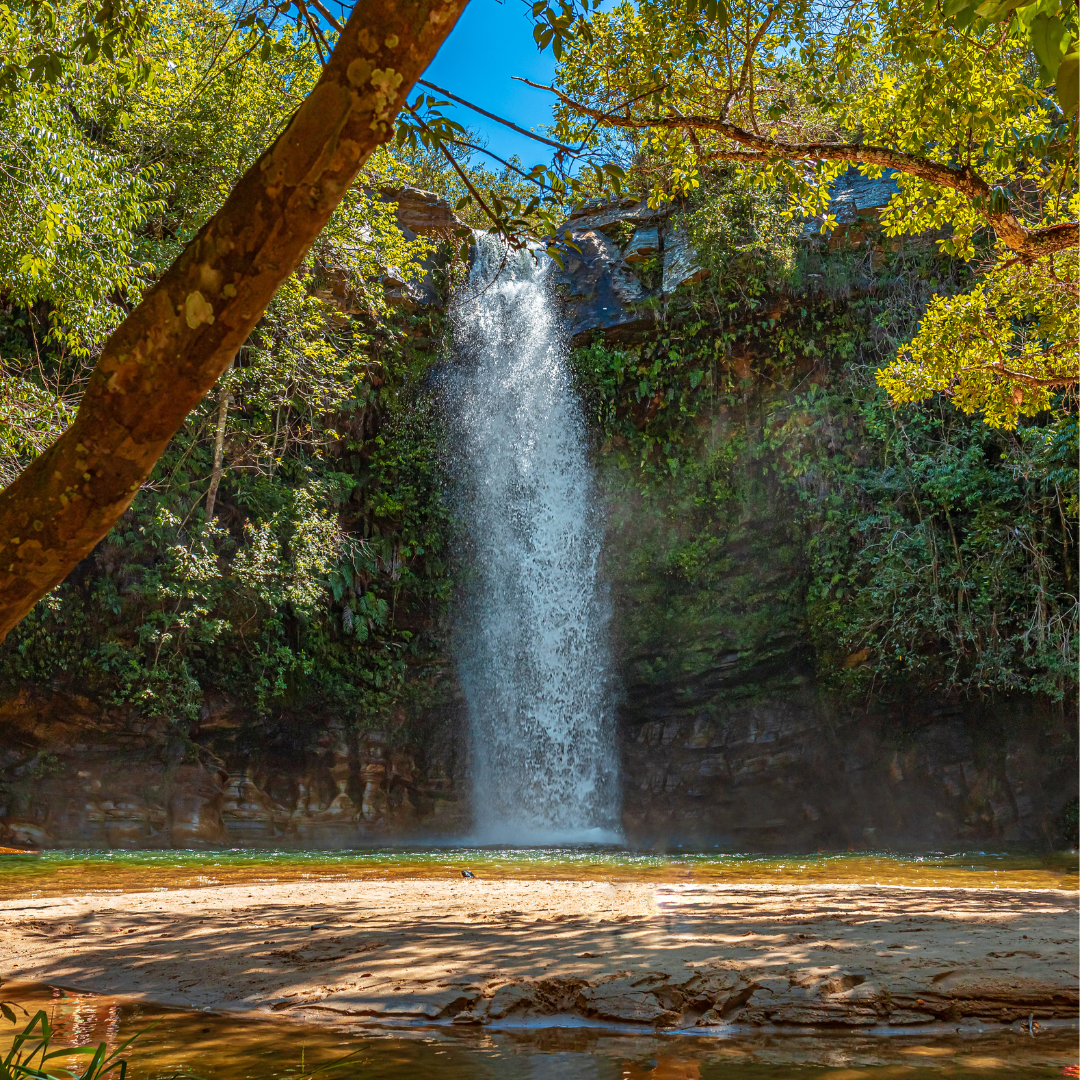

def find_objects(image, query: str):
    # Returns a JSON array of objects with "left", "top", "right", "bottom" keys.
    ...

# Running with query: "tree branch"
[
  {"left": 520, "top": 78, "right": 1080, "bottom": 261},
  {"left": 307, "top": 0, "right": 344, "bottom": 33},
  {"left": 405, "top": 102, "right": 501, "bottom": 227},
  {"left": 969, "top": 362, "right": 1079, "bottom": 388},
  {"left": 417, "top": 79, "right": 583, "bottom": 156}
]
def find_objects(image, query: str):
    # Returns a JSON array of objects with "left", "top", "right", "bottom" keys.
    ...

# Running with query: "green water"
[
  {"left": 1, "top": 985, "right": 1077, "bottom": 1079},
  {"left": 0, "top": 846, "right": 1076, "bottom": 900}
]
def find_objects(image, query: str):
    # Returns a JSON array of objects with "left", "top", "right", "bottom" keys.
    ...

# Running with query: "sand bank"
[{"left": 1, "top": 878, "right": 1076, "bottom": 1031}]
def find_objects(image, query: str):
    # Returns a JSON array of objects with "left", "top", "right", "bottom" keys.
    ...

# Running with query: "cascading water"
[{"left": 446, "top": 235, "right": 622, "bottom": 845}]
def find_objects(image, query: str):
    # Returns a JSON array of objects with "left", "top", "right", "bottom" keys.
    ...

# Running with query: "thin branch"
[
  {"left": 404, "top": 103, "right": 501, "bottom": 230},
  {"left": 970, "top": 362, "right": 1079, "bottom": 388},
  {"left": 449, "top": 137, "right": 545, "bottom": 183},
  {"left": 306, "top": 0, "right": 344, "bottom": 32},
  {"left": 294, "top": 0, "right": 329, "bottom": 63},
  {"left": 417, "top": 79, "right": 583, "bottom": 155}
]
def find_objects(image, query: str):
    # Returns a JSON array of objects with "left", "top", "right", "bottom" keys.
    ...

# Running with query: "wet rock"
[
  {"left": 486, "top": 981, "right": 536, "bottom": 1019},
  {"left": 167, "top": 763, "right": 228, "bottom": 848},
  {"left": 221, "top": 773, "right": 287, "bottom": 843},
  {"left": 576, "top": 976, "right": 677, "bottom": 1023},
  {"left": 2, "top": 820, "right": 51, "bottom": 847},
  {"left": 325, "top": 988, "right": 477, "bottom": 1019},
  {"left": 552, "top": 230, "right": 655, "bottom": 344}
]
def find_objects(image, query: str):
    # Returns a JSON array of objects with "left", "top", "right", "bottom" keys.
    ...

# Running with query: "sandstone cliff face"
[
  {"left": 0, "top": 687, "right": 469, "bottom": 849},
  {"left": 0, "top": 674, "right": 1073, "bottom": 849},
  {"left": 618, "top": 687, "right": 1074, "bottom": 850}
]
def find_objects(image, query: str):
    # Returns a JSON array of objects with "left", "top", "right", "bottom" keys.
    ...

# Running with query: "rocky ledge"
[{"left": 5, "top": 879, "right": 1076, "bottom": 1034}]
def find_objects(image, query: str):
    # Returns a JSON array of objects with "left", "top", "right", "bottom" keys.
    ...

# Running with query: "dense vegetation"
[
  {"left": 0, "top": 0, "right": 1075, "bottom": 739},
  {"left": 572, "top": 182, "right": 1076, "bottom": 703},
  {"left": 0, "top": 2, "right": 499, "bottom": 728}
]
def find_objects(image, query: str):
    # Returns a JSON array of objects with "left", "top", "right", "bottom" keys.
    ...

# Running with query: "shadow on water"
[
  {"left": 1, "top": 985, "right": 1077, "bottom": 1079},
  {"left": 0, "top": 847, "right": 1076, "bottom": 901}
]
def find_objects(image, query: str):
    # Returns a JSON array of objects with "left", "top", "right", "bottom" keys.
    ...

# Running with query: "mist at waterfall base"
[{"left": 443, "top": 237, "right": 623, "bottom": 846}]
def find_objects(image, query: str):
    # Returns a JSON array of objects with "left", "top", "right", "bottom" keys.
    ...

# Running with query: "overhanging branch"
[{"left": 520, "top": 78, "right": 1079, "bottom": 262}]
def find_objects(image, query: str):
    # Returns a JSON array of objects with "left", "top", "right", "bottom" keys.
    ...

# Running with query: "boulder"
[
  {"left": 551, "top": 229, "right": 655, "bottom": 343},
  {"left": 576, "top": 976, "right": 677, "bottom": 1023},
  {"left": 564, "top": 197, "right": 675, "bottom": 235},
  {"left": 379, "top": 185, "right": 465, "bottom": 236},
  {"left": 662, "top": 229, "right": 710, "bottom": 293},
  {"left": 383, "top": 271, "right": 439, "bottom": 311},
  {"left": 486, "top": 981, "right": 536, "bottom": 1018}
]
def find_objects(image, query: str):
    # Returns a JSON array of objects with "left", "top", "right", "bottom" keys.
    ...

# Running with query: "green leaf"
[
  {"left": 974, "top": 0, "right": 1025, "bottom": 19},
  {"left": 1057, "top": 47, "right": 1079, "bottom": 116},
  {"left": 1029, "top": 13, "right": 1069, "bottom": 79}
]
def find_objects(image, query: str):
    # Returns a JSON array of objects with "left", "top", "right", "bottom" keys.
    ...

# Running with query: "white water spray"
[{"left": 447, "top": 237, "right": 621, "bottom": 844}]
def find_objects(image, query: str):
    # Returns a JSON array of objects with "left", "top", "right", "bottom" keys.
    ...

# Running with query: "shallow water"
[
  {"left": 1, "top": 984, "right": 1076, "bottom": 1079},
  {"left": 0, "top": 846, "right": 1075, "bottom": 901}
]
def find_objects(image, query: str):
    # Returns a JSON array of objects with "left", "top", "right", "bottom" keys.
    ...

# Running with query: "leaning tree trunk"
[
  {"left": 204, "top": 386, "right": 231, "bottom": 521},
  {"left": 0, "top": 0, "right": 466, "bottom": 644}
]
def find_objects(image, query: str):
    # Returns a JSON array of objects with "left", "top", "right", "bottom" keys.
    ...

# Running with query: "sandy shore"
[{"left": 1, "top": 878, "right": 1076, "bottom": 1031}]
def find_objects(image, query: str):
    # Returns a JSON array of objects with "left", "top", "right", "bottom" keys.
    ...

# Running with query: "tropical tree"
[
  {"left": 543, "top": 0, "right": 1078, "bottom": 425},
  {"left": 0, "top": 0, "right": 466, "bottom": 643}
]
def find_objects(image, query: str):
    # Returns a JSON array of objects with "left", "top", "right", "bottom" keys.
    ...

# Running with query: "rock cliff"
[{"left": 0, "top": 181, "right": 1075, "bottom": 852}]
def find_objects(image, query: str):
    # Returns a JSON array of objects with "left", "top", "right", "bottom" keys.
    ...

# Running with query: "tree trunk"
[
  {"left": 0, "top": 0, "right": 466, "bottom": 644},
  {"left": 204, "top": 387, "right": 231, "bottom": 521}
]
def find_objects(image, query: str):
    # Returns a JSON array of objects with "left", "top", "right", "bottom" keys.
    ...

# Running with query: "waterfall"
[{"left": 446, "top": 236, "right": 622, "bottom": 845}]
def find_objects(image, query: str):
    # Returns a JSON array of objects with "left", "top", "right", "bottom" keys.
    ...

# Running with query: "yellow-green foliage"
[
  {"left": 553, "top": 0, "right": 1077, "bottom": 429},
  {"left": 878, "top": 252, "right": 1078, "bottom": 429}
]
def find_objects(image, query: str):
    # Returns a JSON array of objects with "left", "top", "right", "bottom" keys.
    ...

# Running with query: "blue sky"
[{"left": 421, "top": 0, "right": 561, "bottom": 170}]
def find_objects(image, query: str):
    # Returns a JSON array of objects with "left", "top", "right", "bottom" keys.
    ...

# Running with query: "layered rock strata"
[
  {"left": 0, "top": 689, "right": 467, "bottom": 849},
  {"left": 0, "top": 681, "right": 1074, "bottom": 849}
]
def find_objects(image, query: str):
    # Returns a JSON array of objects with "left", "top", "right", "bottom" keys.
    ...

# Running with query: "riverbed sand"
[{"left": 1, "top": 879, "right": 1076, "bottom": 1029}]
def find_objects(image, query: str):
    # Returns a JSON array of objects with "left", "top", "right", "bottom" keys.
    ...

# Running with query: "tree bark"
[
  {"left": 204, "top": 387, "right": 231, "bottom": 521},
  {"left": 0, "top": 0, "right": 466, "bottom": 644}
]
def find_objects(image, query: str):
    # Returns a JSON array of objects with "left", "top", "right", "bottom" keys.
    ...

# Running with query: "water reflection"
[{"left": 0, "top": 985, "right": 1074, "bottom": 1079}]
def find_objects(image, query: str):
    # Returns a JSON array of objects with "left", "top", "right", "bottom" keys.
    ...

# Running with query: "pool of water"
[
  {"left": 0, "top": 847, "right": 1075, "bottom": 901},
  {"left": 1, "top": 984, "right": 1076, "bottom": 1079}
]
